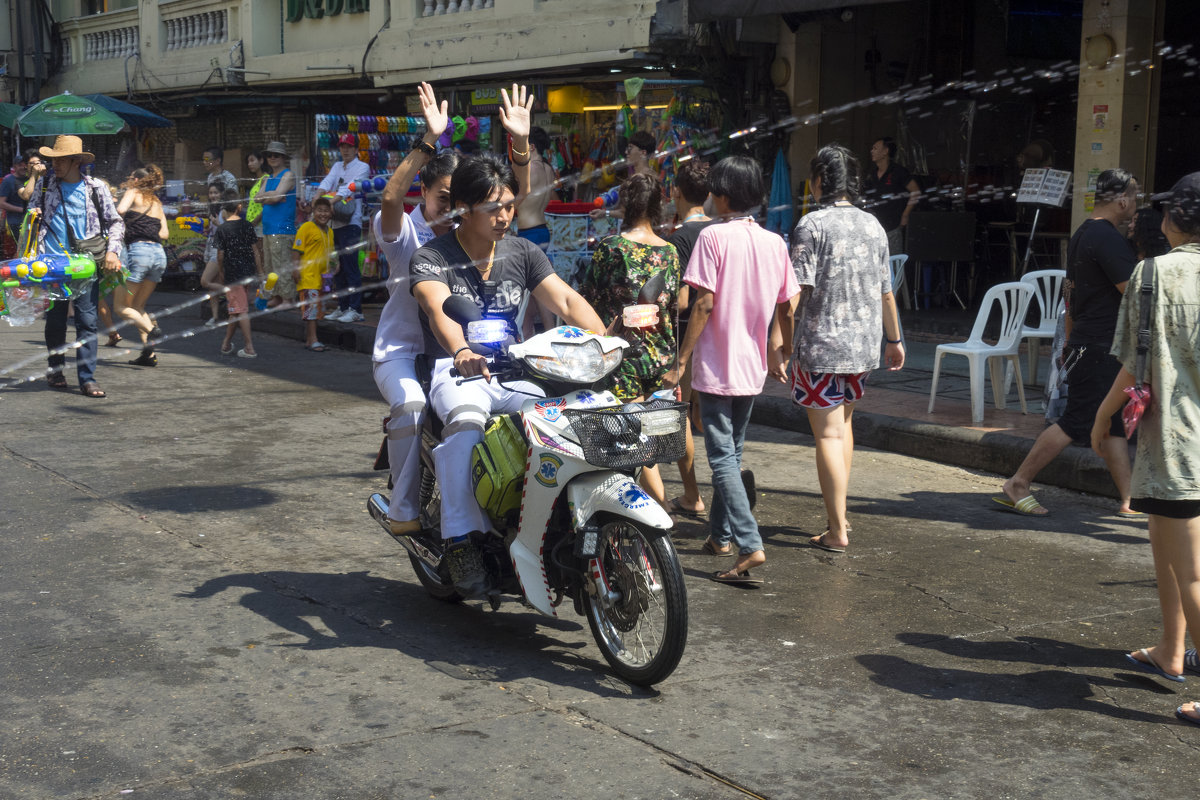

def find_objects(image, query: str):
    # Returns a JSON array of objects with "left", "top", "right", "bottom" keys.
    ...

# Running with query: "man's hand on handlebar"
[{"left": 453, "top": 348, "right": 492, "bottom": 382}]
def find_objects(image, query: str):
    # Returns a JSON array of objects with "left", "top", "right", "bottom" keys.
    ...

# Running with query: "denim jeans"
[
  {"left": 697, "top": 391, "right": 762, "bottom": 555},
  {"left": 332, "top": 224, "right": 362, "bottom": 313},
  {"left": 44, "top": 275, "right": 100, "bottom": 386}
]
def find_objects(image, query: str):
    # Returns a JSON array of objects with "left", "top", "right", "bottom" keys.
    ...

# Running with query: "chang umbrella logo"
[{"left": 45, "top": 101, "right": 97, "bottom": 118}]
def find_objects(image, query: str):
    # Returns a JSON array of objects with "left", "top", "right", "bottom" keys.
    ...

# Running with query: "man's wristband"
[
  {"left": 453, "top": 345, "right": 472, "bottom": 359},
  {"left": 415, "top": 140, "right": 436, "bottom": 157},
  {"left": 886, "top": 337, "right": 903, "bottom": 344}
]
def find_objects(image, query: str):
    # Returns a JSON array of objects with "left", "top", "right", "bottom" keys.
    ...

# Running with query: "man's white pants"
[
  {"left": 373, "top": 357, "right": 426, "bottom": 524},
  {"left": 428, "top": 357, "right": 542, "bottom": 539}
]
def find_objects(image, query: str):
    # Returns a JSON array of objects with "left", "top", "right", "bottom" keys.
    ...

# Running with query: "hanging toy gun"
[
  {"left": 176, "top": 216, "right": 205, "bottom": 233},
  {"left": 0, "top": 254, "right": 97, "bottom": 287}
]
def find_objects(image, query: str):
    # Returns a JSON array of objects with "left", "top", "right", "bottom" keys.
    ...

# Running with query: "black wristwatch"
[{"left": 415, "top": 140, "right": 436, "bottom": 157}]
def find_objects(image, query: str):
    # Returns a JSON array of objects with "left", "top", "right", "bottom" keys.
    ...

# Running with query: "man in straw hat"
[{"left": 28, "top": 135, "right": 125, "bottom": 398}]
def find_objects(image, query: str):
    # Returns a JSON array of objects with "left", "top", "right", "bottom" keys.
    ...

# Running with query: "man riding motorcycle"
[{"left": 411, "top": 153, "right": 605, "bottom": 597}]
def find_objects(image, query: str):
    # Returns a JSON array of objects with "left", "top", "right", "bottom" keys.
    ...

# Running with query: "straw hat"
[
  {"left": 264, "top": 141, "right": 289, "bottom": 157},
  {"left": 38, "top": 135, "right": 95, "bottom": 164}
]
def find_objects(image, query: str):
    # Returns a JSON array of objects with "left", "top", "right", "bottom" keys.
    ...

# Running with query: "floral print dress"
[{"left": 580, "top": 235, "right": 681, "bottom": 400}]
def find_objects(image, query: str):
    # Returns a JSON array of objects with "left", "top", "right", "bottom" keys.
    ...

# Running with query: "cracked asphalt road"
[{"left": 0, "top": 300, "right": 1195, "bottom": 799}]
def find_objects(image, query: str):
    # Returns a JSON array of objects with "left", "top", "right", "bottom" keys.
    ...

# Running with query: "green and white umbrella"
[
  {"left": 16, "top": 92, "right": 127, "bottom": 136},
  {"left": 0, "top": 102, "right": 23, "bottom": 130}
]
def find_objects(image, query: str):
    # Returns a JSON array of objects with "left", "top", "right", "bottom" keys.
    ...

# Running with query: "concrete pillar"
[
  {"left": 777, "top": 19, "right": 821, "bottom": 217},
  {"left": 1071, "top": 0, "right": 1164, "bottom": 229}
]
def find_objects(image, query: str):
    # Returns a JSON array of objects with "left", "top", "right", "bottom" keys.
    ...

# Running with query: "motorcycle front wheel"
[{"left": 583, "top": 519, "right": 688, "bottom": 686}]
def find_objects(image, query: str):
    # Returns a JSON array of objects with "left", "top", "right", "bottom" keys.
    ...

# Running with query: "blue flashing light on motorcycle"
[{"left": 466, "top": 319, "right": 509, "bottom": 345}]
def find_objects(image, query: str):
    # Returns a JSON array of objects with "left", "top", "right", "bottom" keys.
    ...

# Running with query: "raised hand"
[
  {"left": 498, "top": 84, "right": 534, "bottom": 140},
  {"left": 418, "top": 81, "right": 449, "bottom": 141}
]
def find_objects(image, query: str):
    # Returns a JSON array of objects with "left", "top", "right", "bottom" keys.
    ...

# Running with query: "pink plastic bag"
[{"left": 1122, "top": 384, "right": 1151, "bottom": 438}]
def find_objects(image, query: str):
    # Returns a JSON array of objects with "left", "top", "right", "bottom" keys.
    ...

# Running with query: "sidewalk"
[{"left": 249, "top": 299, "right": 1120, "bottom": 500}]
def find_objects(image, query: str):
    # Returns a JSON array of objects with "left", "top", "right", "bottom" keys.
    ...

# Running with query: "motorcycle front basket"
[{"left": 563, "top": 399, "right": 688, "bottom": 469}]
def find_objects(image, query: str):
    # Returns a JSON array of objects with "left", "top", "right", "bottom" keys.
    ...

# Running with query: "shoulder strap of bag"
[{"left": 1134, "top": 257, "right": 1156, "bottom": 389}]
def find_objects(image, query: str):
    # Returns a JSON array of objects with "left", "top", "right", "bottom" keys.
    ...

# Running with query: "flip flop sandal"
[
  {"left": 47, "top": 373, "right": 69, "bottom": 390},
  {"left": 105, "top": 333, "right": 123, "bottom": 347},
  {"left": 306, "top": 342, "right": 329, "bottom": 352},
  {"left": 80, "top": 382, "right": 107, "bottom": 398},
  {"left": 1125, "top": 648, "right": 1186, "bottom": 683},
  {"left": 1175, "top": 704, "right": 1200, "bottom": 728},
  {"left": 220, "top": 344, "right": 234, "bottom": 355},
  {"left": 666, "top": 496, "right": 706, "bottom": 520},
  {"left": 710, "top": 570, "right": 763, "bottom": 586},
  {"left": 1115, "top": 509, "right": 1147, "bottom": 519},
  {"left": 991, "top": 494, "right": 1050, "bottom": 516},
  {"left": 808, "top": 533, "right": 846, "bottom": 554},
  {"left": 1185, "top": 649, "right": 1200, "bottom": 676},
  {"left": 701, "top": 538, "right": 732, "bottom": 556}
]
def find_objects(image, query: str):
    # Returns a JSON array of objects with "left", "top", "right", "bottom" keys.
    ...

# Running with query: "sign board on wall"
[{"left": 287, "top": 0, "right": 369, "bottom": 22}]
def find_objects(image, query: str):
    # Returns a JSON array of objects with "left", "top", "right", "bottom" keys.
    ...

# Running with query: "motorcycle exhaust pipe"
[{"left": 368, "top": 493, "right": 442, "bottom": 570}]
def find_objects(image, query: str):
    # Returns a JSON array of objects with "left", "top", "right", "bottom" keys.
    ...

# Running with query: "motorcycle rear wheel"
[
  {"left": 409, "top": 463, "right": 462, "bottom": 603},
  {"left": 583, "top": 519, "right": 687, "bottom": 686}
]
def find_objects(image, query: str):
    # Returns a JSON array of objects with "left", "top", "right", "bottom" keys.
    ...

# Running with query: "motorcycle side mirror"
[{"left": 443, "top": 294, "right": 483, "bottom": 326}]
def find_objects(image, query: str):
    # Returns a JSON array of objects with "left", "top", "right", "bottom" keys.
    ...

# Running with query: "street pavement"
[{"left": 0, "top": 294, "right": 1195, "bottom": 800}]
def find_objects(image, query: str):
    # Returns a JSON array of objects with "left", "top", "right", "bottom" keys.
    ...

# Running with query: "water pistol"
[
  {"left": 593, "top": 187, "right": 620, "bottom": 209},
  {"left": 177, "top": 216, "right": 205, "bottom": 233},
  {"left": 0, "top": 254, "right": 96, "bottom": 288}
]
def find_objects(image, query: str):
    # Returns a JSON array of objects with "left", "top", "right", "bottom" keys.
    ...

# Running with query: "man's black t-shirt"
[
  {"left": 862, "top": 162, "right": 913, "bottom": 232},
  {"left": 668, "top": 219, "right": 719, "bottom": 325},
  {"left": 410, "top": 233, "right": 555, "bottom": 359},
  {"left": 1065, "top": 218, "right": 1136, "bottom": 347},
  {"left": 668, "top": 219, "right": 719, "bottom": 273},
  {"left": 214, "top": 218, "right": 259, "bottom": 283}
]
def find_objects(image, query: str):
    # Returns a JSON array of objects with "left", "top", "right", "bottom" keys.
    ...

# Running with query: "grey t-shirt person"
[
  {"left": 790, "top": 204, "right": 891, "bottom": 374},
  {"left": 409, "top": 233, "right": 555, "bottom": 359}
]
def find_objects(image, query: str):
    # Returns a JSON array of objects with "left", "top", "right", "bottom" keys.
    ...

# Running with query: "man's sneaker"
[
  {"left": 444, "top": 538, "right": 490, "bottom": 597},
  {"left": 342, "top": 310, "right": 365, "bottom": 323},
  {"left": 324, "top": 309, "right": 346, "bottom": 322}
]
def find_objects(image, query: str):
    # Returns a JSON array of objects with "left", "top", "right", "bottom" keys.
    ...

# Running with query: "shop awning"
[
  {"left": 688, "top": 0, "right": 907, "bottom": 22},
  {"left": 82, "top": 94, "right": 173, "bottom": 129}
]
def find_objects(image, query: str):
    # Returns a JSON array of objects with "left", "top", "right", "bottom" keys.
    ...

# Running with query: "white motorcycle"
[{"left": 368, "top": 290, "right": 689, "bottom": 686}]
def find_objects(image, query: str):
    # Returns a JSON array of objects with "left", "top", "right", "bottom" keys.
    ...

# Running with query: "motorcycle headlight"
[{"left": 524, "top": 339, "right": 622, "bottom": 382}]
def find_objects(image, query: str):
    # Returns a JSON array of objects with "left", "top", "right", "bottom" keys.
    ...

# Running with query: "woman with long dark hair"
[
  {"left": 580, "top": 172, "right": 681, "bottom": 504},
  {"left": 115, "top": 165, "right": 168, "bottom": 366},
  {"left": 789, "top": 144, "right": 905, "bottom": 553}
]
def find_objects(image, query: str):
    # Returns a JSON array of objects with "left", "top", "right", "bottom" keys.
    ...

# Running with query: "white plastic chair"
[
  {"left": 889, "top": 254, "right": 911, "bottom": 310},
  {"left": 1018, "top": 269, "right": 1066, "bottom": 385},
  {"left": 928, "top": 281, "right": 1035, "bottom": 424}
]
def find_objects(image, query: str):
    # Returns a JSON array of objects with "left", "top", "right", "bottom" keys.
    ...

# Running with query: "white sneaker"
[
  {"left": 324, "top": 309, "right": 346, "bottom": 322},
  {"left": 342, "top": 310, "right": 365, "bottom": 323}
]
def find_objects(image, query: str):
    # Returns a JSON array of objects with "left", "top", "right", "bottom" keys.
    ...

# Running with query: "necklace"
[
  {"left": 456, "top": 230, "right": 495, "bottom": 276},
  {"left": 682, "top": 212, "right": 708, "bottom": 223}
]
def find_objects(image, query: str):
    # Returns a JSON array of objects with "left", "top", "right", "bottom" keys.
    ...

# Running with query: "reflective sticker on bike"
[
  {"left": 556, "top": 326, "right": 585, "bottom": 339},
  {"left": 617, "top": 484, "right": 652, "bottom": 510},
  {"left": 534, "top": 398, "right": 567, "bottom": 422},
  {"left": 535, "top": 453, "right": 563, "bottom": 487},
  {"left": 574, "top": 390, "right": 597, "bottom": 406}
]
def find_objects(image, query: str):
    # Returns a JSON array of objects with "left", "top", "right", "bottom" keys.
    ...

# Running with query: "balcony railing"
[
  {"left": 164, "top": 9, "right": 229, "bottom": 51},
  {"left": 84, "top": 25, "right": 139, "bottom": 61},
  {"left": 422, "top": 0, "right": 494, "bottom": 16}
]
